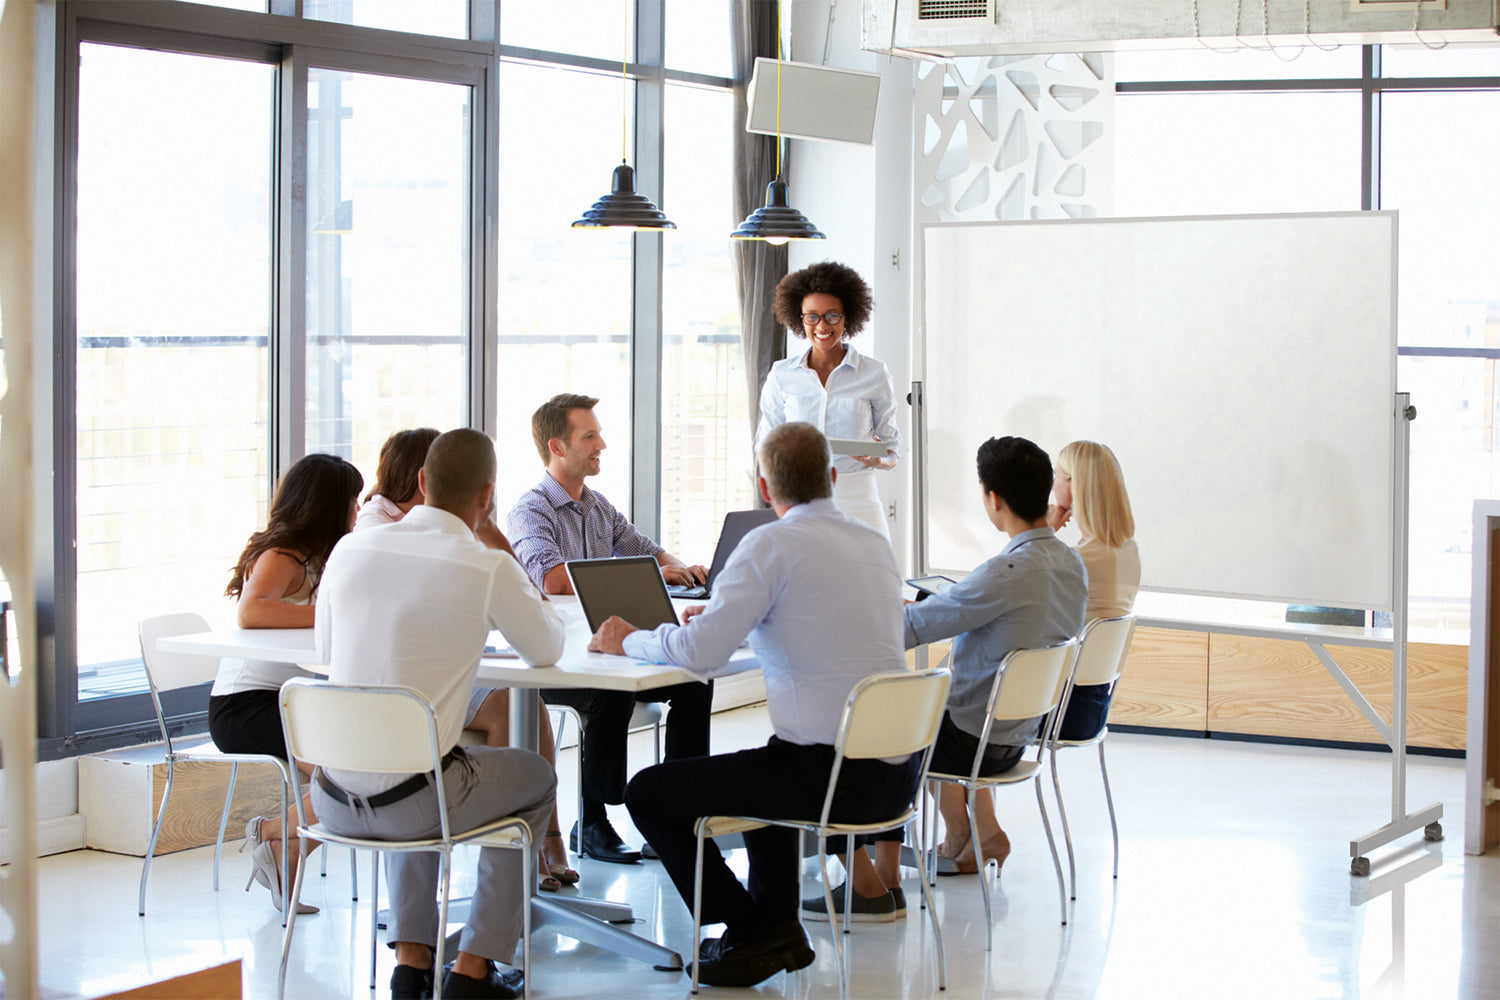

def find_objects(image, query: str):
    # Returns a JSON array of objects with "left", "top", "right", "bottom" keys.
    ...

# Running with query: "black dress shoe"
[
  {"left": 570, "top": 819, "right": 642, "bottom": 865},
  {"left": 439, "top": 960, "right": 523, "bottom": 999},
  {"left": 389, "top": 964, "right": 434, "bottom": 1000},
  {"left": 696, "top": 920, "right": 815, "bottom": 988}
]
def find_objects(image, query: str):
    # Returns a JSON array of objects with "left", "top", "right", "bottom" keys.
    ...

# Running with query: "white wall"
[
  {"left": 0, "top": 759, "right": 84, "bottom": 857},
  {"left": 789, "top": 1, "right": 916, "bottom": 573}
]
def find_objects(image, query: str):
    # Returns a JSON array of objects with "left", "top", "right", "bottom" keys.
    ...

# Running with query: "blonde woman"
[{"left": 1048, "top": 440, "right": 1140, "bottom": 739}]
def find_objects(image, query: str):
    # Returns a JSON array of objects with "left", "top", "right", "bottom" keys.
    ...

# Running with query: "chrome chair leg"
[
  {"left": 1099, "top": 742, "right": 1119, "bottom": 879},
  {"left": 1050, "top": 747, "right": 1078, "bottom": 900},
  {"left": 138, "top": 757, "right": 175, "bottom": 916},
  {"left": 1034, "top": 780, "right": 1067, "bottom": 925},
  {"left": 213, "top": 761, "right": 237, "bottom": 891}
]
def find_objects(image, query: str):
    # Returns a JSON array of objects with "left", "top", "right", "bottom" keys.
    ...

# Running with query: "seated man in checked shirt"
[{"left": 506, "top": 392, "right": 712, "bottom": 866}]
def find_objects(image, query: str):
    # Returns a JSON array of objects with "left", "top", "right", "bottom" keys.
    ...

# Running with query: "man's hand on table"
[
  {"left": 588, "top": 615, "right": 640, "bottom": 655},
  {"left": 681, "top": 604, "right": 708, "bottom": 623},
  {"left": 660, "top": 563, "right": 708, "bottom": 587}
]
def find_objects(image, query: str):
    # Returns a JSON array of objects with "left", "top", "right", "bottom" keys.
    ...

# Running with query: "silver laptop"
[
  {"left": 566, "top": 556, "right": 681, "bottom": 633},
  {"left": 666, "top": 508, "right": 779, "bottom": 600}
]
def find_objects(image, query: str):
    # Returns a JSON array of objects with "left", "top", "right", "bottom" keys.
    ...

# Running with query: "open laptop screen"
[{"left": 565, "top": 556, "right": 680, "bottom": 633}]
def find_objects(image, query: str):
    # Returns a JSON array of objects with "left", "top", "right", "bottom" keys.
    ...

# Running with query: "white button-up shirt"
[
  {"left": 622, "top": 498, "right": 906, "bottom": 749},
  {"left": 315, "top": 504, "right": 566, "bottom": 794},
  {"left": 755, "top": 343, "right": 902, "bottom": 475}
]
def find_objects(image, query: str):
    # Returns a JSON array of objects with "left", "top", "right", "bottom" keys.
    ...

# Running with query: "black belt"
[{"left": 314, "top": 745, "right": 466, "bottom": 810}]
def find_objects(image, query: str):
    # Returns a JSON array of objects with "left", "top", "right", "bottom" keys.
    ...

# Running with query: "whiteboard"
[{"left": 920, "top": 212, "right": 1397, "bottom": 610}]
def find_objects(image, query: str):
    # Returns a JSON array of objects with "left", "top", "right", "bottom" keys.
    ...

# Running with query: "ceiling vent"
[{"left": 917, "top": 0, "right": 991, "bottom": 20}]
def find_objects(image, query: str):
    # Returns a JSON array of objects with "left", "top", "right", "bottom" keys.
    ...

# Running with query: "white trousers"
[{"left": 832, "top": 469, "right": 892, "bottom": 545}]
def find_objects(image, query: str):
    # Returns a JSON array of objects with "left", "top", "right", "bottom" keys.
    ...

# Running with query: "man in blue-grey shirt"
[
  {"left": 506, "top": 392, "right": 712, "bottom": 865},
  {"left": 588, "top": 422, "right": 916, "bottom": 988},
  {"left": 828, "top": 435, "right": 1087, "bottom": 913}
]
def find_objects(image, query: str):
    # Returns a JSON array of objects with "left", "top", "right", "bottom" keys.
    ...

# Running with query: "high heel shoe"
[
  {"left": 543, "top": 830, "right": 580, "bottom": 886},
  {"left": 246, "top": 839, "right": 319, "bottom": 915},
  {"left": 240, "top": 815, "right": 265, "bottom": 853},
  {"left": 960, "top": 832, "right": 1012, "bottom": 875}
]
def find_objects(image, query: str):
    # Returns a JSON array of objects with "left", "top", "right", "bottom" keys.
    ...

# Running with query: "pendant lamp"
[
  {"left": 730, "top": 3, "right": 824, "bottom": 243},
  {"left": 573, "top": 7, "right": 675, "bottom": 231}
]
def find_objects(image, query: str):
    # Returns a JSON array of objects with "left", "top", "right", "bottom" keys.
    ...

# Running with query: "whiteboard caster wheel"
[
  {"left": 1350, "top": 857, "right": 1370, "bottom": 877},
  {"left": 1424, "top": 822, "right": 1442, "bottom": 842}
]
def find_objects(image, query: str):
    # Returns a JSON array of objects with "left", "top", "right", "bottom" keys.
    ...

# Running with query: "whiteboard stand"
[
  {"left": 1348, "top": 393, "right": 1443, "bottom": 876},
  {"left": 908, "top": 387, "right": 1443, "bottom": 874}
]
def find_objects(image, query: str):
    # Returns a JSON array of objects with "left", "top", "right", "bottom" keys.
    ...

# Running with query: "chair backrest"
[
  {"left": 1071, "top": 615, "right": 1136, "bottom": 688},
  {"left": 138, "top": 613, "right": 217, "bottom": 693},
  {"left": 837, "top": 668, "right": 953, "bottom": 761},
  {"left": 279, "top": 679, "right": 443, "bottom": 777},
  {"left": 985, "top": 641, "right": 1077, "bottom": 723},
  {"left": 818, "top": 667, "right": 952, "bottom": 831}
]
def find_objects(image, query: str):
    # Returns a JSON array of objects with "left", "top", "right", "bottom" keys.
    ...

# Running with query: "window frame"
[{"left": 32, "top": 0, "right": 735, "bottom": 760}]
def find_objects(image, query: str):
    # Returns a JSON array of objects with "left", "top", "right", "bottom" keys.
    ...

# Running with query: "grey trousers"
[{"left": 311, "top": 747, "right": 556, "bottom": 964}]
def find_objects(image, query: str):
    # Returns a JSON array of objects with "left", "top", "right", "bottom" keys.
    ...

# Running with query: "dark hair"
[
  {"left": 423, "top": 428, "right": 497, "bottom": 512},
  {"left": 758, "top": 422, "right": 832, "bottom": 506},
  {"left": 976, "top": 436, "right": 1052, "bottom": 522},
  {"left": 366, "top": 428, "right": 440, "bottom": 505},
  {"left": 226, "top": 453, "right": 363, "bottom": 597},
  {"left": 531, "top": 392, "right": 599, "bottom": 464},
  {"left": 772, "top": 261, "right": 874, "bottom": 337}
]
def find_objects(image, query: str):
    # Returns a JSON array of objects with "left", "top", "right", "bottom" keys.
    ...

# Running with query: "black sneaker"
[
  {"left": 799, "top": 882, "right": 899, "bottom": 923},
  {"left": 389, "top": 964, "right": 434, "bottom": 1000},
  {"left": 439, "top": 959, "right": 523, "bottom": 999},
  {"left": 891, "top": 885, "right": 907, "bottom": 918},
  {"left": 697, "top": 920, "right": 815, "bottom": 988}
]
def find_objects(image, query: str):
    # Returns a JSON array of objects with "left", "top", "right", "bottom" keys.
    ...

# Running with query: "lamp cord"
[
  {"left": 621, "top": 1, "right": 629, "bottom": 162},
  {"left": 776, "top": 0, "right": 784, "bottom": 179}
]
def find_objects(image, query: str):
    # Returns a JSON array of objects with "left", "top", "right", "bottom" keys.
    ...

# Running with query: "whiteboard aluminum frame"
[{"left": 914, "top": 210, "right": 1399, "bottom": 610}]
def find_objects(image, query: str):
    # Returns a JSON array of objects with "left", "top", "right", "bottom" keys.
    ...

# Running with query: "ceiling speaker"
[{"left": 746, "top": 57, "right": 882, "bottom": 146}]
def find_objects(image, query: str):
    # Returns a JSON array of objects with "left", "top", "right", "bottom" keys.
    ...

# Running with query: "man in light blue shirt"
[
  {"left": 899, "top": 436, "right": 1086, "bottom": 882},
  {"left": 587, "top": 422, "right": 916, "bottom": 988}
]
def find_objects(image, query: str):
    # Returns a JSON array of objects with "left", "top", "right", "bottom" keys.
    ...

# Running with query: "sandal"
[
  {"left": 543, "top": 831, "right": 581, "bottom": 885},
  {"left": 538, "top": 871, "right": 564, "bottom": 893}
]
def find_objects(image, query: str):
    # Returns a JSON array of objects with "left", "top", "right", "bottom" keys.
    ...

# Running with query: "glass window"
[
  {"left": 1382, "top": 91, "right": 1500, "bottom": 347},
  {"left": 303, "top": 0, "right": 467, "bottom": 39},
  {"left": 305, "top": 68, "right": 471, "bottom": 479},
  {"left": 1381, "top": 40, "right": 1500, "bottom": 77},
  {"left": 1383, "top": 90, "right": 1500, "bottom": 625},
  {"left": 1115, "top": 44, "right": 1361, "bottom": 83},
  {"left": 500, "top": 0, "right": 630, "bottom": 61},
  {"left": 496, "top": 62, "right": 634, "bottom": 515},
  {"left": 1399, "top": 355, "right": 1493, "bottom": 629},
  {"left": 665, "top": 0, "right": 733, "bottom": 78},
  {"left": 660, "top": 84, "right": 752, "bottom": 563},
  {"left": 1114, "top": 91, "right": 1361, "bottom": 216},
  {"left": 75, "top": 43, "right": 273, "bottom": 696}
]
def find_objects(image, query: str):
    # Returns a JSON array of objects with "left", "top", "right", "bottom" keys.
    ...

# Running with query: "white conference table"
[{"left": 160, "top": 596, "right": 757, "bottom": 972}]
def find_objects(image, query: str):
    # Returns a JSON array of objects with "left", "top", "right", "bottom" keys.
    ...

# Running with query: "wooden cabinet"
[{"left": 1109, "top": 628, "right": 1467, "bottom": 751}]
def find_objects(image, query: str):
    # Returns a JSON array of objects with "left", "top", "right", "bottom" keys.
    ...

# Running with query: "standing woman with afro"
[{"left": 756, "top": 261, "right": 901, "bottom": 543}]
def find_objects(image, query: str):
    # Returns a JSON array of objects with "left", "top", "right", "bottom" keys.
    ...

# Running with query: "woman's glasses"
[{"left": 801, "top": 311, "right": 844, "bottom": 326}]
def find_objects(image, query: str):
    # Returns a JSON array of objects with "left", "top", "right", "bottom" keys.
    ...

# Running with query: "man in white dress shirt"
[
  {"left": 313, "top": 429, "right": 566, "bottom": 1000},
  {"left": 587, "top": 422, "right": 917, "bottom": 988}
]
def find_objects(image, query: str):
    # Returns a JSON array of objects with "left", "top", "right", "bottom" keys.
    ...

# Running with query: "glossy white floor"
[{"left": 24, "top": 705, "right": 1499, "bottom": 1000}]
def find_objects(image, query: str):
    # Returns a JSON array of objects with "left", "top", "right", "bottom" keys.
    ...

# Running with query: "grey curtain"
[{"left": 730, "top": 0, "right": 788, "bottom": 476}]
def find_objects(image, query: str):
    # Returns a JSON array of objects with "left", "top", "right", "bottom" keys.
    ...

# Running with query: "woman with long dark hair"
[{"left": 209, "top": 452, "right": 363, "bottom": 915}]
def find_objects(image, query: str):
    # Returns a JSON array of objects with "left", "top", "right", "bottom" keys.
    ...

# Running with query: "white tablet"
[{"left": 828, "top": 437, "right": 887, "bottom": 457}]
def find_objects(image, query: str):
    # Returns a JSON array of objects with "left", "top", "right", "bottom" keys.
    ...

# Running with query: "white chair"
[
  {"left": 923, "top": 641, "right": 1076, "bottom": 948},
  {"left": 137, "top": 613, "right": 295, "bottom": 921},
  {"left": 276, "top": 679, "right": 534, "bottom": 1000},
  {"left": 689, "top": 667, "right": 952, "bottom": 994},
  {"left": 1050, "top": 614, "right": 1136, "bottom": 901},
  {"left": 548, "top": 700, "right": 662, "bottom": 834}
]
